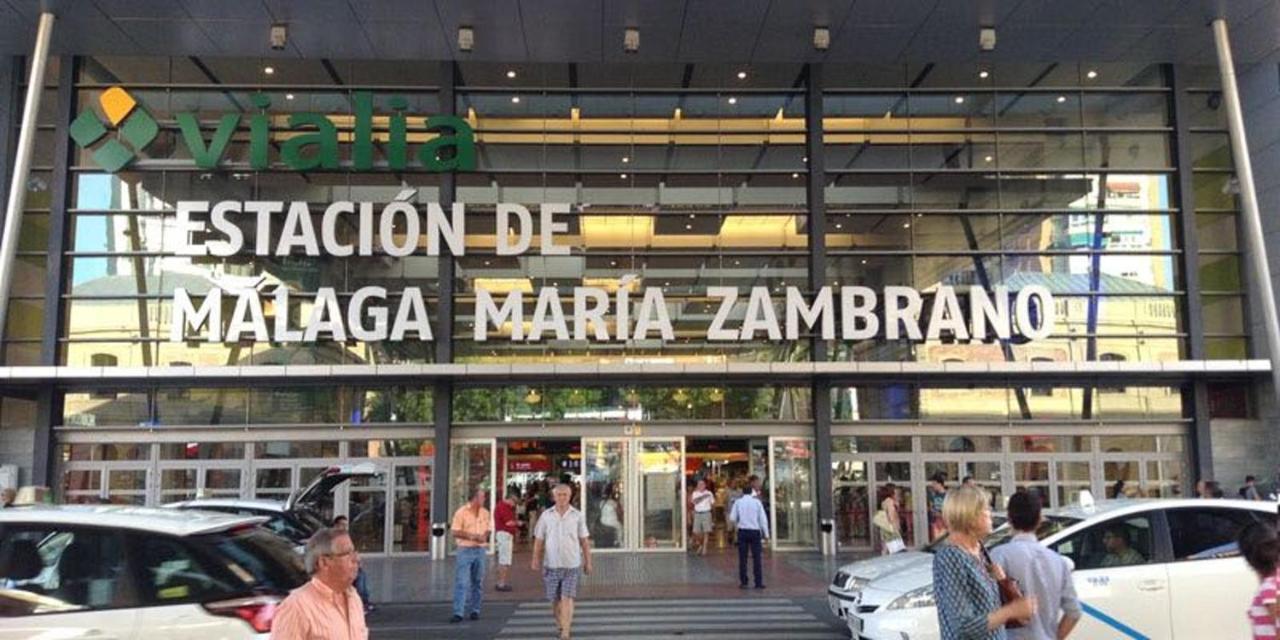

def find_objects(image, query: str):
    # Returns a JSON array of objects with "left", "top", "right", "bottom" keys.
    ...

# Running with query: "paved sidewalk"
[{"left": 360, "top": 550, "right": 868, "bottom": 603}]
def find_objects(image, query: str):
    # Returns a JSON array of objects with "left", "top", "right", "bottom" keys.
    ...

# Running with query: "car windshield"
[{"left": 924, "top": 515, "right": 1079, "bottom": 552}]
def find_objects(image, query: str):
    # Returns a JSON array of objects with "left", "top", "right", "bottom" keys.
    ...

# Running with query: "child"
[{"left": 1239, "top": 521, "right": 1280, "bottom": 640}]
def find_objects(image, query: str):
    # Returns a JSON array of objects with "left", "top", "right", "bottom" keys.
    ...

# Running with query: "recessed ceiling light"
[
  {"left": 954, "top": 96, "right": 965, "bottom": 104},
  {"left": 506, "top": 69, "right": 517, "bottom": 79},
  {"left": 511, "top": 96, "right": 520, "bottom": 103},
  {"left": 835, "top": 223, "right": 843, "bottom": 229},
  {"left": 802, "top": 156, "right": 808, "bottom": 163},
  {"left": 984, "top": 155, "right": 994, "bottom": 163},
  {"left": 483, "top": 260, "right": 490, "bottom": 266},
  {"left": 792, "top": 172, "right": 800, "bottom": 179},
  {"left": 685, "top": 224, "right": 693, "bottom": 230},
  {"left": 285, "top": 93, "right": 295, "bottom": 100},
  {"left": 1056, "top": 95, "right": 1067, "bottom": 103},
  {"left": 979, "top": 70, "right": 990, "bottom": 79},
  {"left": 620, "top": 173, "right": 628, "bottom": 179},
  {"left": 861, "top": 259, "right": 868, "bottom": 265},
  {"left": 737, "top": 71, "right": 747, "bottom": 80},
  {"left": 689, "top": 214, "right": 696, "bottom": 219},
  {"left": 664, "top": 281, "right": 671, "bottom": 286},
  {"left": 1086, "top": 69, "right": 1098, "bottom": 79},
  {"left": 733, "top": 260, "right": 741, "bottom": 266},
  {"left": 727, "top": 97, "right": 737, "bottom": 105},
  {"left": 263, "top": 66, "right": 275, "bottom": 75},
  {"left": 903, "top": 222, "right": 911, "bottom": 228},
  {"left": 622, "top": 156, "right": 630, "bottom": 163}
]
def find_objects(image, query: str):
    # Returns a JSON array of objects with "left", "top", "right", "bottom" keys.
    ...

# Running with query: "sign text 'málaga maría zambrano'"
[{"left": 168, "top": 197, "right": 1056, "bottom": 344}]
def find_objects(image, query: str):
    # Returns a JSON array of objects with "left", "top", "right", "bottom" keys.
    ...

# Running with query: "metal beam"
[
  {"left": 0, "top": 12, "right": 54, "bottom": 348},
  {"left": 0, "top": 57, "right": 15, "bottom": 220},
  {"left": 1170, "top": 64, "right": 1213, "bottom": 481},
  {"left": 1212, "top": 18, "right": 1280, "bottom": 410},
  {"left": 804, "top": 63, "right": 834, "bottom": 554},
  {"left": 41, "top": 58, "right": 75, "bottom": 365},
  {"left": 431, "top": 60, "right": 457, "bottom": 559}
]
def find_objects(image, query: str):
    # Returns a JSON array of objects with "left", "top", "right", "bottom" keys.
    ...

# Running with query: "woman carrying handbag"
[{"left": 933, "top": 486, "right": 1037, "bottom": 640}]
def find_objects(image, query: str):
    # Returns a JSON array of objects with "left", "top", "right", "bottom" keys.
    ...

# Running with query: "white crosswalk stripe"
[{"left": 495, "top": 598, "right": 845, "bottom": 639}]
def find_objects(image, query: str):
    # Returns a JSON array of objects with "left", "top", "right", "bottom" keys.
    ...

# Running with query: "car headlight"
[
  {"left": 846, "top": 576, "right": 870, "bottom": 591},
  {"left": 886, "top": 584, "right": 935, "bottom": 610}
]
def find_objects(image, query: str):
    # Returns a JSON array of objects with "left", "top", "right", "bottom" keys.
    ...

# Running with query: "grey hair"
[
  {"left": 552, "top": 483, "right": 573, "bottom": 495},
  {"left": 304, "top": 527, "right": 349, "bottom": 575}
]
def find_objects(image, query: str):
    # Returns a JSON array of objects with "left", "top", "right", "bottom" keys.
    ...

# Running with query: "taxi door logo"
[{"left": 69, "top": 87, "right": 158, "bottom": 173}]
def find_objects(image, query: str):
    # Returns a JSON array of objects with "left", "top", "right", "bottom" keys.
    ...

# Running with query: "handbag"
[
  {"left": 884, "top": 537, "right": 906, "bottom": 554},
  {"left": 871, "top": 509, "right": 892, "bottom": 532},
  {"left": 982, "top": 546, "right": 1025, "bottom": 629}
]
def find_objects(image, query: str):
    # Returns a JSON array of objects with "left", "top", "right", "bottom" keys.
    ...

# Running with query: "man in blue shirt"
[
  {"left": 728, "top": 474, "right": 770, "bottom": 589},
  {"left": 990, "top": 491, "right": 1080, "bottom": 640}
]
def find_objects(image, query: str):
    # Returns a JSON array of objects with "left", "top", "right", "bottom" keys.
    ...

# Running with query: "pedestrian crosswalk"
[{"left": 496, "top": 598, "right": 845, "bottom": 639}]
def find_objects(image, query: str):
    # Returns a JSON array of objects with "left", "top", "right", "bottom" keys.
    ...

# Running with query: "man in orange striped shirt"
[{"left": 271, "top": 527, "right": 367, "bottom": 640}]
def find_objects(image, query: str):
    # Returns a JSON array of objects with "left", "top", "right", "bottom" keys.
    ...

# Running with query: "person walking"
[
  {"left": 933, "top": 485, "right": 1036, "bottom": 640},
  {"left": 728, "top": 476, "right": 769, "bottom": 589},
  {"left": 495, "top": 492, "right": 519, "bottom": 591},
  {"left": 1241, "top": 476, "right": 1264, "bottom": 501},
  {"left": 690, "top": 479, "right": 714, "bottom": 555},
  {"left": 990, "top": 491, "right": 1080, "bottom": 640},
  {"left": 875, "top": 483, "right": 904, "bottom": 555},
  {"left": 928, "top": 474, "right": 949, "bottom": 542},
  {"left": 726, "top": 477, "right": 744, "bottom": 544},
  {"left": 1238, "top": 521, "right": 1279, "bottom": 640},
  {"left": 331, "top": 516, "right": 373, "bottom": 614},
  {"left": 450, "top": 488, "right": 491, "bottom": 623},
  {"left": 532, "top": 483, "right": 592, "bottom": 640},
  {"left": 271, "top": 527, "right": 368, "bottom": 640}
]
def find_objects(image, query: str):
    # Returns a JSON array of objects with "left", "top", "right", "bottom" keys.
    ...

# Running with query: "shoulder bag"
[{"left": 981, "top": 546, "right": 1025, "bottom": 629}]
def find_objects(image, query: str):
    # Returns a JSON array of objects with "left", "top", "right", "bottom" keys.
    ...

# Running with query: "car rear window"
[{"left": 192, "top": 527, "right": 307, "bottom": 595}]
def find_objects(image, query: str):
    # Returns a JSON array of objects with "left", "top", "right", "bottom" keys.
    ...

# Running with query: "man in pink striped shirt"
[{"left": 271, "top": 527, "right": 368, "bottom": 640}]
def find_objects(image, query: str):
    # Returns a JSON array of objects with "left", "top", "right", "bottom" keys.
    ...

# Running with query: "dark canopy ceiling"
[{"left": 1, "top": 0, "right": 1277, "bottom": 65}]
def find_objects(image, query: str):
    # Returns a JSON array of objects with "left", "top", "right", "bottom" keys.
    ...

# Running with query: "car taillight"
[{"left": 203, "top": 594, "right": 282, "bottom": 633}]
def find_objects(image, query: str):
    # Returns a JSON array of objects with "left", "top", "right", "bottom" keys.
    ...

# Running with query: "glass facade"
[{"left": 4, "top": 55, "right": 1243, "bottom": 553}]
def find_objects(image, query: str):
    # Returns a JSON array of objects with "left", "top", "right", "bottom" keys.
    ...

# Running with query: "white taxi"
[
  {"left": 0, "top": 505, "right": 307, "bottom": 639},
  {"left": 828, "top": 498, "right": 1276, "bottom": 640}
]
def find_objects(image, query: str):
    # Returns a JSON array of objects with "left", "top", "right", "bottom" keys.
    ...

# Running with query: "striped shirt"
[{"left": 1250, "top": 574, "right": 1278, "bottom": 640}]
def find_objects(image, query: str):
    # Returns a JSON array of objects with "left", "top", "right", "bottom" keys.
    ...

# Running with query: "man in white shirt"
[
  {"left": 728, "top": 475, "right": 769, "bottom": 589},
  {"left": 532, "top": 484, "right": 592, "bottom": 640},
  {"left": 690, "top": 479, "right": 714, "bottom": 555}
]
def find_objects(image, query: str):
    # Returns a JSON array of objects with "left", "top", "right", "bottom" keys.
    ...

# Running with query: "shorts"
[
  {"left": 692, "top": 511, "right": 713, "bottom": 534},
  {"left": 496, "top": 531, "right": 513, "bottom": 566},
  {"left": 542, "top": 567, "right": 581, "bottom": 602}
]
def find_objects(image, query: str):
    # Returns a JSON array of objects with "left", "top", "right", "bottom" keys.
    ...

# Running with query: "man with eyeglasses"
[{"left": 271, "top": 527, "right": 367, "bottom": 639}]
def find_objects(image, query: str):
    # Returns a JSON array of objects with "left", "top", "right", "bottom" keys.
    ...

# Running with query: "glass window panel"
[
  {"left": 910, "top": 136, "right": 997, "bottom": 170},
  {"left": 253, "top": 441, "right": 340, "bottom": 459},
  {"left": 921, "top": 388, "right": 1010, "bottom": 420},
  {"left": 998, "top": 132, "right": 1084, "bottom": 169},
  {"left": 72, "top": 172, "right": 167, "bottom": 210},
  {"left": 1205, "top": 337, "right": 1248, "bottom": 359},
  {"left": 5, "top": 298, "right": 44, "bottom": 340},
  {"left": 249, "top": 388, "right": 342, "bottom": 424},
  {"left": 911, "top": 215, "right": 998, "bottom": 251},
  {"left": 1009, "top": 436, "right": 1091, "bottom": 453},
  {"left": 1196, "top": 214, "right": 1237, "bottom": 250},
  {"left": 831, "top": 386, "right": 918, "bottom": 420},
  {"left": 155, "top": 388, "right": 249, "bottom": 425},
  {"left": 1081, "top": 92, "right": 1170, "bottom": 127},
  {"left": 349, "top": 439, "right": 435, "bottom": 458},
  {"left": 62, "top": 391, "right": 150, "bottom": 426},
  {"left": 1199, "top": 255, "right": 1243, "bottom": 292},
  {"left": 1188, "top": 133, "right": 1232, "bottom": 169},
  {"left": 996, "top": 92, "right": 1081, "bottom": 128},
  {"left": 159, "top": 442, "right": 245, "bottom": 460},
  {"left": 824, "top": 94, "right": 908, "bottom": 120},
  {"left": 1193, "top": 172, "right": 1237, "bottom": 210},
  {"left": 1085, "top": 133, "right": 1171, "bottom": 169},
  {"left": 825, "top": 140, "right": 911, "bottom": 170},
  {"left": 825, "top": 213, "right": 911, "bottom": 251},
  {"left": 920, "top": 436, "right": 1002, "bottom": 453},
  {"left": 912, "top": 172, "right": 999, "bottom": 209},
  {"left": 831, "top": 436, "right": 913, "bottom": 453},
  {"left": 1202, "top": 295, "right": 1246, "bottom": 335},
  {"left": 1183, "top": 91, "right": 1226, "bottom": 128},
  {"left": 910, "top": 92, "right": 995, "bottom": 127}
]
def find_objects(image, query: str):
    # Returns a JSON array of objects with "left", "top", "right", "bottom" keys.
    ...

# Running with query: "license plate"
[
  {"left": 829, "top": 597, "right": 843, "bottom": 618},
  {"left": 849, "top": 615, "right": 864, "bottom": 635}
]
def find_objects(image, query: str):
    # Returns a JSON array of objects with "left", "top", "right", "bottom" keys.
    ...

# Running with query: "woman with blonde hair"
[{"left": 932, "top": 486, "right": 1036, "bottom": 640}]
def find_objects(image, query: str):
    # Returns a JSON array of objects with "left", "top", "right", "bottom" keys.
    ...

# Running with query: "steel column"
[
  {"left": 1169, "top": 64, "right": 1213, "bottom": 481},
  {"left": 430, "top": 61, "right": 457, "bottom": 560},
  {"left": 804, "top": 63, "right": 835, "bottom": 554},
  {"left": 0, "top": 12, "right": 54, "bottom": 346},
  {"left": 1212, "top": 19, "right": 1280, "bottom": 410}
]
